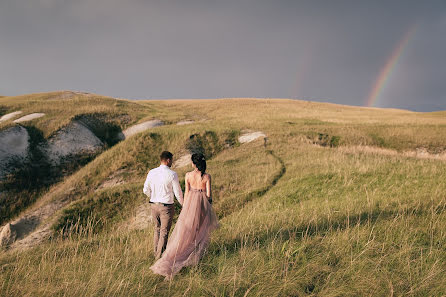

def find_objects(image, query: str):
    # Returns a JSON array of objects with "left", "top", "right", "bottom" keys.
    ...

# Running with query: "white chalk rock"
[
  {"left": 43, "top": 120, "right": 103, "bottom": 164},
  {"left": 13, "top": 113, "right": 45, "bottom": 123},
  {"left": 121, "top": 119, "right": 163, "bottom": 139},
  {"left": 0, "top": 223, "right": 17, "bottom": 247},
  {"left": 238, "top": 131, "right": 266, "bottom": 144},
  {"left": 0, "top": 126, "right": 30, "bottom": 178},
  {"left": 0, "top": 111, "right": 23, "bottom": 122}
]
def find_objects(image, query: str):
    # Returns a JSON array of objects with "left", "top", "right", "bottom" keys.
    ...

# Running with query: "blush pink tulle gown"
[{"left": 150, "top": 188, "right": 219, "bottom": 279}]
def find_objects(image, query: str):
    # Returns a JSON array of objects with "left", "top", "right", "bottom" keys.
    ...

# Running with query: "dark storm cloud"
[{"left": 0, "top": 0, "right": 445, "bottom": 111}]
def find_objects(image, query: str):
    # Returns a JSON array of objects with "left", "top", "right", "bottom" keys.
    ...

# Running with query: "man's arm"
[
  {"left": 143, "top": 171, "right": 151, "bottom": 198},
  {"left": 172, "top": 172, "right": 184, "bottom": 205}
]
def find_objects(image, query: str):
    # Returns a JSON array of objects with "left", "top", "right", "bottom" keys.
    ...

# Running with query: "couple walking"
[{"left": 143, "top": 151, "right": 219, "bottom": 280}]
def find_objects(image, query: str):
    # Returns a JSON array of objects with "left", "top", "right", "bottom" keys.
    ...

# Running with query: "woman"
[{"left": 150, "top": 153, "right": 219, "bottom": 280}]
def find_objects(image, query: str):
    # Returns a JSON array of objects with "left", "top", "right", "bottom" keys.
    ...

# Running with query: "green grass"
[{"left": 1, "top": 95, "right": 446, "bottom": 296}]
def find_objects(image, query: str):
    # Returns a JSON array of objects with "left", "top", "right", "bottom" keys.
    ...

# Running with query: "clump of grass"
[
  {"left": 186, "top": 131, "right": 222, "bottom": 159},
  {"left": 369, "top": 132, "right": 387, "bottom": 147},
  {"left": 185, "top": 130, "right": 240, "bottom": 159},
  {"left": 223, "top": 129, "right": 240, "bottom": 148},
  {"left": 0, "top": 105, "right": 7, "bottom": 116},
  {"left": 306, "top": 132, "right": 342, "bottom": 147}
]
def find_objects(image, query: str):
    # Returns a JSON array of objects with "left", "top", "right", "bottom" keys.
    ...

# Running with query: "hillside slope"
[
  {"left": 0, "top": 91, "right": 162, "bottom": 226},
  {"left": 1, "top": 94, "right": 446, "bottom": 296}
]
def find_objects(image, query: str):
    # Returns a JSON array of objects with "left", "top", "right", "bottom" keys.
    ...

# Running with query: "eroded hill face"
[
  {"left": 0, "top": 91, "right": 155, "bottom": 225},
  {"left": 0, "top": 126, "right": 29, "bottom": 179},
  {"left": 1, "top": 93, "right": 446, "bottom": 296}
]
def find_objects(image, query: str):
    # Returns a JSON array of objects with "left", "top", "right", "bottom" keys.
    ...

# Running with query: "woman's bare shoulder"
[
  {"left": 204, "top": 173, "right": 211, "bottom": 180},
  {"left": 185, "top": 171, "right": 198, "bottom": 178}
]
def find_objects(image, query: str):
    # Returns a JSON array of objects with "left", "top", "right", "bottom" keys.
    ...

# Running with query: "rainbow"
[
  {"left": 292, "top": 49, "right": 313, "bottom": 99},
  {"left": 366, "top": 25, "right": 417, "bottom": 107}
]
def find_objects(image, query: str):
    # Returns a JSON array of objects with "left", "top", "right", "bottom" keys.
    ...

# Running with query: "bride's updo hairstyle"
[{"left": 191, "top": 153, "right": 206, "bottom": 177}]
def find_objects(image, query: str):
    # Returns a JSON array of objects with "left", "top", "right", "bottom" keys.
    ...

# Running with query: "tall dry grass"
[{"left": 1, "top": 95, "right": 446, "bottom": 296}]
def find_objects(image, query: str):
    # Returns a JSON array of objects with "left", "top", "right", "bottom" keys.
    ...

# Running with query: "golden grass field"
[{"left": 1, "top": 91, "right": 446, "bottom": 296}]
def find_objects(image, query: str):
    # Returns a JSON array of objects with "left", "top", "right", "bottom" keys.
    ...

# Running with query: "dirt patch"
[
  {"left": 119, "top": 119, "right": 163, "bottom": 139},
  {"left": 338, "top": 145, "right": 446, "bottom": 161},
  {"left": 9, "top": 226, "right": 53, "bottom": 250},
  {"left": 238, "top": 131, "right": 266, "bottom": 144},
  {"left": 0, "top": 111, "right": 23, "bottom": 122},
  {"left": 96, "top": 169, "right": 128, "bottom": 191},
  {"left": 13, "top": 113, "right": 45, "bottom": 123},
  {"left": 0, "top": 189, "right": 73, "bottom": 250},
  {"left": 122, "top": 203, "right": 152, "bottom": 231},
  {"left": 0, "top": 223, "right": 16, "bottom": 247},
  {"left": 403, "top": 147, "right": 446, "bottom": 160},
  {"left": 177, "top": 120, "right": 194, "bottom": 125},
  {"left": 173, "top": 153, "right": 192, "bottom": 169},
  {"left": 337, "top": 145, "right": 399, "bottom": 156},
  {"left": 96, "top": 178, "right": 125, "bottom": 191}
]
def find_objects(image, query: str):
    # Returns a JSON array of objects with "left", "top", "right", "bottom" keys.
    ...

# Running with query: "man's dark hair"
[{"left": 160, "top": 151, "right": 173, "bottom": 161}]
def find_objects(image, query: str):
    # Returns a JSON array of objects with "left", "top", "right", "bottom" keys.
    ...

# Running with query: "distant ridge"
[{"left": 2, "top": 91, "right": 446, "bottom": 113}]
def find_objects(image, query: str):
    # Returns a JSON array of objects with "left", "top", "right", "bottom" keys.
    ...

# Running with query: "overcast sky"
[{"left": 1, "top": 0, "right": 445, "bottom": 111}]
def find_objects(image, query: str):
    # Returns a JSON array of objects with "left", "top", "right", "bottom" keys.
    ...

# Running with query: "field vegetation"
[{"left": 1, "top": 93, "right": 446, "bottom": 296}]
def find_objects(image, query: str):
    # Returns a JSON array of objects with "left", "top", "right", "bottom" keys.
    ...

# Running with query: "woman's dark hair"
[{"left": 191, "top": 153, "right": 206, "bottom": 177}]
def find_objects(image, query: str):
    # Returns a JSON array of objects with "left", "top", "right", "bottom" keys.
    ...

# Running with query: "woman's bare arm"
[
  {"left": 184, "top": 172, "right": 190, "bottom": 198},
  {"left": 206, "top": 174, "right": 212, "bottom": 201}
]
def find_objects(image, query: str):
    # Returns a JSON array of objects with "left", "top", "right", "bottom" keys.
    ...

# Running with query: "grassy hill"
[
  {"left": 1, "top": 94, "right": 446, "bottom": 296},
  {"left": 0, "top": 91, "right": 158, "bottom": 225}
]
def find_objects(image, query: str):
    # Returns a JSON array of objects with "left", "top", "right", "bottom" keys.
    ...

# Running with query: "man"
[{"left": 143, "top": 151, "right": 184, "bottom": 259}]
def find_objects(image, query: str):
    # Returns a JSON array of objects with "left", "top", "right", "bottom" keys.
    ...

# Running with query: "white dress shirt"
[{"left": 143, "top": 165, "right": 183, "bottom": 205}]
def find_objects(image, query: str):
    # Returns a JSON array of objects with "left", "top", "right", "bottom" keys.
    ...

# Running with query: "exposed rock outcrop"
[
  {"left": 13, "top": 113, "right": 45, "bottom": 123},
  {"left": 0, "top": 223, "right": 17, "bottom": 247},
  {"left": 0, "top": 111, "right": 23, "bottom": 122},
  {"left": 41, "top": 120, "right": 104, "bottom": 165},
  {"left": 0, "top": 126, "right": 30, "bottom": 178},
  {"left": 117, "top": 119, "right": 163, "bottom": 140},
  {"left": 238, "top": 131, "right": 266, "bottom": 143}
]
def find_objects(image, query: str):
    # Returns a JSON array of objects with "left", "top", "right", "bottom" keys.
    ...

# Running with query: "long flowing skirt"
[{"left": 150, "top": 189, "right": 219, "bottom": 279}]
